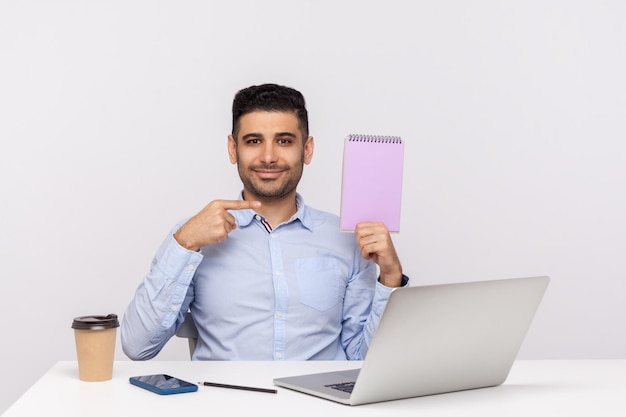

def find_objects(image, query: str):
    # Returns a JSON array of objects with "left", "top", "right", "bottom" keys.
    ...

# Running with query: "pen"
[{"left": 198, "top": 381, "right": 278, "bottom": 394}]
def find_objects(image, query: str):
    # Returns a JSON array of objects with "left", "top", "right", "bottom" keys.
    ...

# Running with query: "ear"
[
  {"left": 303, "top": 136, "right": 314, "bottom": 165},
  {"left": 227, "top": 135, "right": 237, "bottom": 164}
]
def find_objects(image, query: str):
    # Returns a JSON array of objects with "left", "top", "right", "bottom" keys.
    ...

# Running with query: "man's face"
[{"left": 228, "top": 110, "right": 314, "bottom": 202}]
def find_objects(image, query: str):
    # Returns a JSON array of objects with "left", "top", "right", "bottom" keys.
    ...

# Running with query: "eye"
[{"left": 246, "top": 138, "right": 262, "bottom": 145}]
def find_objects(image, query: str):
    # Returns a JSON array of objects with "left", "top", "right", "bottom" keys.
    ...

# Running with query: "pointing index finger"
[{"left": 218, "top": 199, "right": 261, "bottom": 211}]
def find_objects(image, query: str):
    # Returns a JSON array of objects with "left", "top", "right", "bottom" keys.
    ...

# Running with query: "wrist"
[
  {"left": 378, "top": 271, "right": 405, "bottom": 288},
  {"left": 173, "top": 230, "right": 199, "bottom": 252}
]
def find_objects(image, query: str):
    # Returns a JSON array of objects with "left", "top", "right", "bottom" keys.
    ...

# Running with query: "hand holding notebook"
[{"left": 339, "top": 134, "right": 405, "bottom": 232}]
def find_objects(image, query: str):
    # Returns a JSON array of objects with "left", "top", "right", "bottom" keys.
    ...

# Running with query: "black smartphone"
[{"left": 129, "top": 374, "right": 198, "bottom": 395}]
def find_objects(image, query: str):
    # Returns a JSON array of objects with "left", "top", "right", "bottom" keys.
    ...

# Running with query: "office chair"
[{"left": 175, "top": 311, "right": 198, "bottom": 358}]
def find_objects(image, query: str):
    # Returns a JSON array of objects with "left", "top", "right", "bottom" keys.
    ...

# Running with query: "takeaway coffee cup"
[{"left": 71, "top": 314, "right": 119, "bottom": 382}]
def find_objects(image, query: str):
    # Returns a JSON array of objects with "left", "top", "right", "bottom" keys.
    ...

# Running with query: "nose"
[{"left": 261, "top": 141, "right": 278, "bottom": 164}]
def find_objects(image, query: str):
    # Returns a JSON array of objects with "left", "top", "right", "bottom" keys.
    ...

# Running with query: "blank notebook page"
[{"left": 339, "top": 135, "right": 404, "bottom": 232}]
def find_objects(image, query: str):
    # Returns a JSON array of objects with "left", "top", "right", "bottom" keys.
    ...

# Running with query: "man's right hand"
[{"left": 173, "top": 199, "right": 261, "bottom": 251}]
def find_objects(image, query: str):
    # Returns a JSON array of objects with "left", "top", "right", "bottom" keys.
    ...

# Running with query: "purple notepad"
[{"left": 340, "top": 134, "right": 404, "bottom": 232}]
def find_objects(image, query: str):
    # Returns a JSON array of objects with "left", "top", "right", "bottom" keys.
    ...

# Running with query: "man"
[{"left": 121, "top": 83, "right": 408, "bottom": 361}]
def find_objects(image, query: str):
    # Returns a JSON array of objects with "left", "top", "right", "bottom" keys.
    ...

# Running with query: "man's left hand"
[{"left": 354, "top": 221, "right": 403, "bottom": 287}]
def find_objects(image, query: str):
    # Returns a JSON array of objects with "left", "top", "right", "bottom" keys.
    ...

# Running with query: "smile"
[{"left": 254, "top": 169, "right": 285, "bottom": 179}]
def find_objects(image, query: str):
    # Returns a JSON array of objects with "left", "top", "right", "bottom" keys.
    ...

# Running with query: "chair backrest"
[{"left": 175, "top": 311, "right": 198, "bottom": 358}]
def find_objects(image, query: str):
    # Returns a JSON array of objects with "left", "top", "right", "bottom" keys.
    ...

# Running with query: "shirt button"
[
  {"left": 255, "top": 215, "right": 261, "bottom": 221},
  {"left": 171, "top": 306, "right": 178, "bottom": 312},
  {"left": 187, "top": 264, "right": 195, "bottom": 271},
  {"left": 275, "top": 352, "right": 283, "bottom": 359},
  {"left": 276, "top": 311, "right": 283, "bottom": 318},
  {"left": 275, "top": 270, "right": 281, "bottom": 277}
]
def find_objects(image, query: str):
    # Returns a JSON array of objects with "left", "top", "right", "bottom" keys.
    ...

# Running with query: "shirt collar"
[{"left": 232, "top": 192, "right": 313, "bottom": 231}]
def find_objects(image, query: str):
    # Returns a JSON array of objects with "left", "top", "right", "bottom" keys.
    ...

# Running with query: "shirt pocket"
[{"left": 295, "top": 257, "right": 343, "bottom": 312}]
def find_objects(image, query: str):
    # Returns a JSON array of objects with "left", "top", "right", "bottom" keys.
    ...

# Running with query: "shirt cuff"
[
  {"left": 152, "top": 233, "right": 204, "bottom": 285},
  {"left": 377, "top": 274, "right": 410, "bottom": 288}
]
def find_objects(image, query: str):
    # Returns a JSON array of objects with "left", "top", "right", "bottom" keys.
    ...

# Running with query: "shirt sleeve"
[
  {"left": 341, "top": 253, "right": 410, "bottom": 360},
  {"left": 121, "top": 227, "right": 202, "bottom": 360}
]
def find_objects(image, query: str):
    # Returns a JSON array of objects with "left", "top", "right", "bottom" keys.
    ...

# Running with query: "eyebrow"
[
  {"left": 240, "top": 132, "right": 298, "bottom": 141},
  {"left": 275, "top": 132, "right": 298, "bottom": 139},
  {"left": 241, "top": 132, "right": 263, "bottom": 141}
]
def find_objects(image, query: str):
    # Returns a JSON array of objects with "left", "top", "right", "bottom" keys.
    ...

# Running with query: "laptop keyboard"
[{"left": 325, "top": 381, "right": 355, "bottom": 393}]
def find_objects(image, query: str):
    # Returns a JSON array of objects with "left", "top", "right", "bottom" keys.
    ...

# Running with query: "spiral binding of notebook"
[
  {"left": 346, "top": 134, "right": 403, "bottom": 144},
  {"left": 340, "top": 134, "right": 404, "bottom": 232}
]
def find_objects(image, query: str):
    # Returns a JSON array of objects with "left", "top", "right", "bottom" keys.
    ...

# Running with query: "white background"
[{"left": 1, "top": 0, "right": 624, "bottom": 413}]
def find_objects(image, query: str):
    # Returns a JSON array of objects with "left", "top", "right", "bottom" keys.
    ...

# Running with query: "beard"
[{"left": 236, "top": 158, "right": 304, "bottom": 200}]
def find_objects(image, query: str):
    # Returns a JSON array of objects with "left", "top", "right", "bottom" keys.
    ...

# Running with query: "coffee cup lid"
[{"left": 72, "top": 314, "right": 120, "bottom": 330}]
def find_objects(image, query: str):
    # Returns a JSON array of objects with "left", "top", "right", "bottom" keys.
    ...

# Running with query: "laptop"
[{"left": 273, "top": 275, "right": 549, "bottom": 405}]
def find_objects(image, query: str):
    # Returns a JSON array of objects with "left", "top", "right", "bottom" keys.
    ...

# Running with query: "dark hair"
[{"left": 231, "top": 83, "right": 309, "bottom": 140}]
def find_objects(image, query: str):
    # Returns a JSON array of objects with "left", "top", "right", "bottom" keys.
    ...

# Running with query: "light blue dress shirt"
[{"left": 121, "top": 194, "right": 404, "bottom": 361}]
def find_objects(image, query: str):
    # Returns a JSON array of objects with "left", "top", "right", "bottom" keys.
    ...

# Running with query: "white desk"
[{"left": 3, "top": 360, "right": 625, "bottom": 416}]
